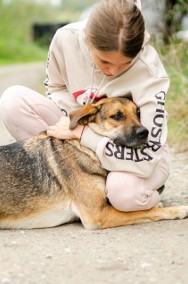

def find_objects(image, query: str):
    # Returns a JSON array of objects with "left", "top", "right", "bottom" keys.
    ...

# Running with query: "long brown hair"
[{"left": 85, "top": 0, "right": 145, "bottom": 58}]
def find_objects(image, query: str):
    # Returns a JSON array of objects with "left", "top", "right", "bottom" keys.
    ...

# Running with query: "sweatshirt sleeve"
[
  {"left": 44, "top": 29, "right": 78, "bottom": 115},
  {"left": 45, "top": 29, "right": 68, "bottom": 95},
  {"left": 80, "top": 76, "right": 170, "bottom": 178}
]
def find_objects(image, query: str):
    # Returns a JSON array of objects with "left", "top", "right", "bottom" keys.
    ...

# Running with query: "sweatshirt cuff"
[{"left": 80, "top": 127, "right": 104, "bottom": 152}]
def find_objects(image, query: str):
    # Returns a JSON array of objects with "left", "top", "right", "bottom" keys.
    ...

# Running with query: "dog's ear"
[{"left": 69, "top": 104, "right": 101, "bottom": 130}]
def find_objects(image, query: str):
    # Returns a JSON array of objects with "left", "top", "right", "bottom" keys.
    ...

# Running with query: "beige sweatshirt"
[{"left": 45, "top": 20, "right": 170, "bottom": 178}]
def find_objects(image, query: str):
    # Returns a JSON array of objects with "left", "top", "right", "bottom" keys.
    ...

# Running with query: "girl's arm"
[
  {"left": 44, "top": 29, "right": 78, "bottom": 116},
  {"left": 80, "top": 76, "right": 170, "bottom": 178}
]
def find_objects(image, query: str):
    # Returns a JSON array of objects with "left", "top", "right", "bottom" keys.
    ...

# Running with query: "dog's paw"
[{"left": 172, "top": 206, "right": 188, "bottom": 220}]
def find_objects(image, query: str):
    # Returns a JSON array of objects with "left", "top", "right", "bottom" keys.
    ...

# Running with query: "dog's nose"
[{"left": 135, "top": 127, "right": 149, "bottom": 139}]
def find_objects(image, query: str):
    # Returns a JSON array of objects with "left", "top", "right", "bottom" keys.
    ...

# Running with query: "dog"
[{"left": 0, "top": 96, "right": 187, "bottom": 229}]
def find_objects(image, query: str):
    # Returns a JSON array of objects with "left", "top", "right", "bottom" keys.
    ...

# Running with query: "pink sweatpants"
[{"left": 0, "top": 85, "right": 171, "bottom": 212}]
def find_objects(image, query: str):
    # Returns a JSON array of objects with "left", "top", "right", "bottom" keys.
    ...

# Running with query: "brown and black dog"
[{"left": 0, "top": 96, "right": 187, "bottom": 229}]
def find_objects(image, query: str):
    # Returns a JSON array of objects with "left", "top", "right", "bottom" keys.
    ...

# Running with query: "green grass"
[
  {"left": 157, "top": 42, "right": 188, "bottom": 151},
  {"left": 0, "top": 40, "right": 47, "bottom": 65},
  {"left": 0, "top": 1, "right": 87, "bottom": 64},
  {"left": 0, "top": 1, "right": 80, "bottom": 65}
]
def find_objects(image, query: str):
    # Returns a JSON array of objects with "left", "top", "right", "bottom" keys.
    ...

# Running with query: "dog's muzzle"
[{"left": 114, "top": 126, "right": 149, "bottom": 148}]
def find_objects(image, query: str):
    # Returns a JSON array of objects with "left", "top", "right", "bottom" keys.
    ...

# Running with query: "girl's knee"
[
  {"left": 106, "top": 172, "right": 160, "bottom": 212},
  {"left": 1, "top": 85, "right": 25, "bottom": 100},
  {"left": 0, "top": 85, "right": 25, "bottom": 115},
  {"left": 0, "top": 86, "right": 38, "bottom": 139}
]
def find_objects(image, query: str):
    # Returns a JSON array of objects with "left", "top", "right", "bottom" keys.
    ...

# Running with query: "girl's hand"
[{"left": 47, "top": 116, "right": 84, "bottom": 140}]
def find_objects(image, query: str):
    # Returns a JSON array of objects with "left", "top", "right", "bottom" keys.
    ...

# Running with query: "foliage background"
[{"left": 0, "top": 0, "right": 187, "bottom": 151}]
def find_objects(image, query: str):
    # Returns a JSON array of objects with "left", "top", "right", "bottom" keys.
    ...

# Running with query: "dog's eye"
[{"left": 110, "top": 111, "right": 124, "bottom": 121}]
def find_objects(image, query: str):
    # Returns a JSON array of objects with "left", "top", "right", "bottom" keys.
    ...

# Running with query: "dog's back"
[{"left": 0, "top": 132, "right": 107, "bottom": 228}]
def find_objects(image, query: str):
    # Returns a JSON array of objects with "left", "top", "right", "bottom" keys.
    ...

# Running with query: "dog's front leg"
[{"left": 81, "top": 205, "right": 188, "bottom": 230}]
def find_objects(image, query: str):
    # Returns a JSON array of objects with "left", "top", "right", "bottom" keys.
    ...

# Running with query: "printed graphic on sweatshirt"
[
  {"left": 44, "top": 51, "right": 50, "bottom": 89},
  {"left": 105, "top": 91, "right": 166, "bottom": 162},
  {"left": 73, "top": 88, "right": 101, "bottom": 105}
]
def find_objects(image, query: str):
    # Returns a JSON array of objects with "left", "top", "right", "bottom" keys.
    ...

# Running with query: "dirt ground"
[{"left": 0, "top": 63, "right": 188, "bottom": 284}]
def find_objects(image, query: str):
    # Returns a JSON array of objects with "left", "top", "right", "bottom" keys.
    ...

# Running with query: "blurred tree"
[
  {"left": 60, "top": 0, "right": 96, "bottom": 12},
  {"left": 164, "top": 0, "right": 188, "bottom": 42}
]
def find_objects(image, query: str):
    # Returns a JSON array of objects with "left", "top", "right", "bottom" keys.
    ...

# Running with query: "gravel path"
[
  {"left": 0, "top": 63, "right": 187, "bottom": 284},
  {"left": 0, "top": 62, "right": 45, "bottom": 146}
]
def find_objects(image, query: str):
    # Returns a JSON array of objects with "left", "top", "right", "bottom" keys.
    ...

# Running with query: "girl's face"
[{"left": 90, "top": 48, "right": 133, "bottom": 77}]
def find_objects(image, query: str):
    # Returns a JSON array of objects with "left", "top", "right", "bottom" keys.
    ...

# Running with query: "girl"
[{"left": 0, "top": 0, "right": 170, "bottom": 212}]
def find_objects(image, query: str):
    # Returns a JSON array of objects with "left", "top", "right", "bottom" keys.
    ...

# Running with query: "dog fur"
[{"left": 0, "top": 97, "right": 187, "bottom": 229}]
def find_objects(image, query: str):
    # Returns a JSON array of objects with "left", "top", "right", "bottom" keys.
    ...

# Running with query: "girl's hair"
[{"left": 85, "top": 0, "right": 145, "bottom": 58}]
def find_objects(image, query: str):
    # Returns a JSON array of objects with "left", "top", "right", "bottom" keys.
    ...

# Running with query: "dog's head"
[{"left": 69, "top": 95, "right": 148, "bottom": 148}]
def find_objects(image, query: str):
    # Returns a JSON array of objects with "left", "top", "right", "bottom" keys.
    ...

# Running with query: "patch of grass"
[
  {"left": 0, "top": 1, "right": 86, "bottom": 65},
  {"left": 0, "top": 1, "right": 74, "bottom": 65},
  {"left": 0, "top": 40, "right": 47, "bottom": 65},
  {"left": 157, "top": 41, "right": 188, "bottom": 151}
]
